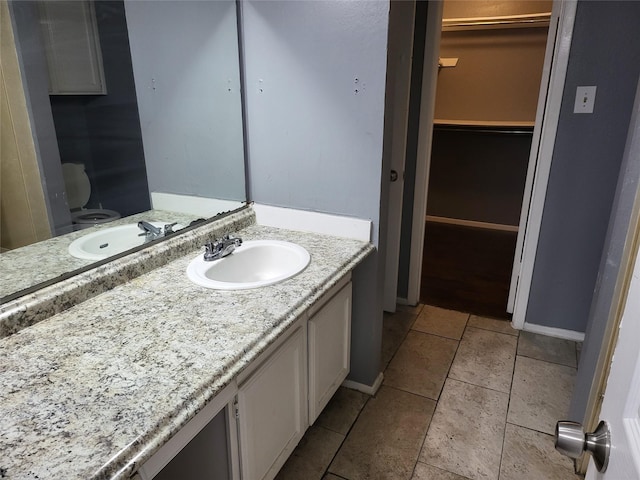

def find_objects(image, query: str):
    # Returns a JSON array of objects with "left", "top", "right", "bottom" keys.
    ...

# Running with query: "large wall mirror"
[{"left": 1, "top": 0, "right": 247, "bottom": 302}]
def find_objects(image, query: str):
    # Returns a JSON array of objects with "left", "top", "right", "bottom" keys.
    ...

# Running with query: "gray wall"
[
  {"left": 525, "top": 1, "right": 640, "bottom": 332},
  {"left": 569, "top": 77, "right": 640, "bottom": 423},
  {"left": 50, "top": 1, "right": 150, "bottom": 217},
  {"left": 125, "top": 0, "right": 245, "bottom": 202},
  {"left": 242, "top": 0, "right": 390, "bottom": 386}
]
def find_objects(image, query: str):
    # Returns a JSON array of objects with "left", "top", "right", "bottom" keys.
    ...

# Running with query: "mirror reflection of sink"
[
  {"left": 68, "top": 222, "right": 184, "bottom": 260},
  {"left": 186, "top": 240, "right": 310, "bottom": 290}
]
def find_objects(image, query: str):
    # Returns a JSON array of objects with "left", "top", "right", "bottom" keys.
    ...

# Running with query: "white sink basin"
[
  {"left": 186, "top": 240, "right": 310, "bottom": 290},
  {"left": 68, "top": 222, "right": 184, "bottom": 260}
]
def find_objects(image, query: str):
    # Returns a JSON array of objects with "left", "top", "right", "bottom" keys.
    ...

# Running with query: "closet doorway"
[{"left": 420, "top": 0, "right": 552, "bottom": 319}]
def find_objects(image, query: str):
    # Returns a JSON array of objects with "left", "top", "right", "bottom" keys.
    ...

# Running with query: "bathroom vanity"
[{"left": 0, "top": 208, "right": 373, "bottom": 479}]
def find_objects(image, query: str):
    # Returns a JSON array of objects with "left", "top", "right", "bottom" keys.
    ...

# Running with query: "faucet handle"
[
  {"left": 163, "top": 222, "right": 178, "bottom": 235},
  {"left": 203, "top": 241, "right": 222, "bottom": 261}
]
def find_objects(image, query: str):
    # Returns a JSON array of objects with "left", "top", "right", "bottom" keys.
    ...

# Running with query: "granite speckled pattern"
[
  {"left": 0, "top": 208, "right": 255, "bottom": 338},
  {"left": 0, "top": 210, "right": 200, "bottom": 299},
  {"left": 0, "top": 222, "right": 373, "bottom": 479}
]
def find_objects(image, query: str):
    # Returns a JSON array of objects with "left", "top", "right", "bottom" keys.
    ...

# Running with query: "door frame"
[
  {"left": 404, "top": 0, "right": 577, "bottom": 315},
  {"left": 508, "top": 0, "right": 577, "bottom": 328},
  {"left": 584, "top": 174, "right": 640, "bottom": 477},
  {"left": 576, "top": 77, "right": 640, "bottom": 475},
  {"left": 382, "top": 0, "right": 416, "bottom": 313},
  {"left": 405, "top": 0, "right": 442, "bottom": 305}
]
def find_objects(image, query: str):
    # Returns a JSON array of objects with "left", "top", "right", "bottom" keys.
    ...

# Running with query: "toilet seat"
[
  {"left": 71, "top": 208, "right": 121, "bottom": 225},
  {"left": 62, "top": 163, "right": 121, "bottom": 228}
]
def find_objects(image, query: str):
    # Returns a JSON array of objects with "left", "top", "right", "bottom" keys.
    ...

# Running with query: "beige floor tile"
[
  {"left": 397, "top": 303, "right": 425, "bottom": 315},
  {"left": 381, "top": 310, "right": 419, "bottom": 369},
  {"left": 467, "top": 315, "right": 518, "bottom": 336},
  {"left": 448, "top": 327, "right": 517, "bottom": 393},
  {"left": 315, "top": 386, "right": 369, "bottom": 435},
  {"left": 507, "top": 356, "right": 576, "bottom": 435},
  {"left": 420, "top": 379, "right": 508, "bottom": 480},
  {"left": 322, "top": 475, "right": 345, "bottom": 480},
  {"left": 412, "top": 462, "right": 470, "bottom": 479},
  {"left": 275, "top": 425, "right": 344, "bottom": 480},
  {"left": 518, "top": 331, "right": 577, "bottom": 367},
  {"left": 499, "top": 423, "right": 581, "bottom": 480},
  {"left": 412, "top": 305, "right": 469, "bottom": 340},
  {"left": 329, "top": 385, "right": 436, "bottom": 480},
  {"left": 384, "top": 330, "right": 458, "bottom": 400}
]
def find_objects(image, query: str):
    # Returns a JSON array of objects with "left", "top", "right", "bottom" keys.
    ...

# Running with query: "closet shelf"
[
  {"left": 434, "top": 119, "right": 534, "bottom": 129},
  {"left": 442, "top": 12, "right": 551, "bottom": 31}
]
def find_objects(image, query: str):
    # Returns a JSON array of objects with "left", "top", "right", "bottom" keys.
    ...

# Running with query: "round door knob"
[{"left": 555, "top": 420, "right": 610, "bottom": 473}]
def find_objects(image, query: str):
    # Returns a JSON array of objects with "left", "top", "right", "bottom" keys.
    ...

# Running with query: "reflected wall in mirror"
[{"left": 0, "top": 0, "right": 246, "bottom": 302}]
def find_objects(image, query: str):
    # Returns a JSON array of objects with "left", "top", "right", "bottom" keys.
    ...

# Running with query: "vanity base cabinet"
[
  {"left": 153, "top": 407, "right": 231, "bottom": 480},
  {"left": 237, "top": 322, "right": 308, "bottom": 480},
  {"left": 308, "top": 281, "right": 352, "bottom": 424},
  {"left": 135, "top": 278, "right": 353, "bottom": 480},
  {"left": 134, "top": 382, "right": 239, "bottom": 480}
]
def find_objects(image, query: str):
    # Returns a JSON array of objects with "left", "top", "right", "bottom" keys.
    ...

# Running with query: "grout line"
[
  {"left": 497, "top": 334, "right": 520, "bottom": 480},
  {"left": 516, "top": 352, "right": 579, "bottom": 370},
  {"left": 321, "top": 392, "right": 372, "bottom": 479},
  {"left": 285, "top": 303, "right": 578, "bottom": 480},
  {"left": 505, "top": 420, "right": 557, "bottom": 437},
  {"left": 380, "top": 310, "right": 421, "bottom": 372}
]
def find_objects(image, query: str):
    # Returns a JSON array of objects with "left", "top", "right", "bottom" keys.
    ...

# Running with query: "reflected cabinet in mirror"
[{"left": 1, "top": 0, "right": 247, "bottom": 302}]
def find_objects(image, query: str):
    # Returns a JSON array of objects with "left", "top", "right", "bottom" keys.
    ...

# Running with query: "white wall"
[
  {"left": 125, "top": 0, "right": 246, "bottom": 202},
  {"left": 241, "top": 0, "right": 390, "bottom": 386}
]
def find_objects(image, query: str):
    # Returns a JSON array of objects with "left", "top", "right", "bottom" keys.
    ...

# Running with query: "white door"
[
  {"left": 586, "top": 240, "right": 640, "bottom": 480},
  {"left": 383, "top": 0, "right": 415, "bottom": 312},
  {"left": 507, "top": 0, "right": 577, "bottom": 319}
]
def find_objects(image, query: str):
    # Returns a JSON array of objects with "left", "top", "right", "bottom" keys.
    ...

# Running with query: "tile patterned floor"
[{"left": 275, "top": 305, "right": 583, "bottom": 480}]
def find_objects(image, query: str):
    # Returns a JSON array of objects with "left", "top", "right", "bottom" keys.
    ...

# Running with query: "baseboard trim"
[
  {"left": 520, "top": 321, "right": 585, "bottom": 342},
  {"left": 253, "top": 204, "right": 372, "bottom": 242},
  {"left": 426, "top": 215, "right": 519, "bottom": 233},
  {"left": 342, "top": 372, "right": 384, "bottom": 396}
]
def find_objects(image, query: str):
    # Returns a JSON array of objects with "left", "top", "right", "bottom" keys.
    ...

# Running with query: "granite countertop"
[
  {"left": 0, "top": 209, "right": 254, "bottom": 338},
  {"left": 0, "top": 209, "right": 200, "bottom": 300},
  {"left": 0, "top": 223, "right": 373, "bottom": 480}
]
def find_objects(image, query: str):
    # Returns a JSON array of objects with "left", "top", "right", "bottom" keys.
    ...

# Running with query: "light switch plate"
[{"left": 574, "top": 86, "right": 597, "bottom": 114}]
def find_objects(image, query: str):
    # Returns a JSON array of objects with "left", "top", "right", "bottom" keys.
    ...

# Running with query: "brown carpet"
[{"left": 420, "top": 221, "right": 517, "bottom": 320}]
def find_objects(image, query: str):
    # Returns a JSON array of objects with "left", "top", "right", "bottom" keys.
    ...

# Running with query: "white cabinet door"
[
  {"left": 237, "top": 325, "right": 307, "bottom": 480},
  {"left": 308, "top": 282, "right": 352, "bottom": 424},
  {"left": 38, "top": 0, "right": 106, "bottom": 94}
]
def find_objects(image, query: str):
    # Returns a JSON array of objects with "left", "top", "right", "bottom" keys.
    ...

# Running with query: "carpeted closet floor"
[{"left": 420, "top": 220, "right": 518, "bottom": 320}]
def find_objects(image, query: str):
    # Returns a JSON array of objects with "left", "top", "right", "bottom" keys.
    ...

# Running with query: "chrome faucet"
[
  {"left": 138, "top": 221, "right": 177, "bottom": 243},
  {"left": 204, "top": 234, "right": 242, "bottom": 261}
]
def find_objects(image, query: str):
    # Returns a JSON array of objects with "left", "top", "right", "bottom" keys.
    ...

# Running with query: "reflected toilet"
[{"left": 62, "top": 163, "right": 121, "bottom": 230}]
